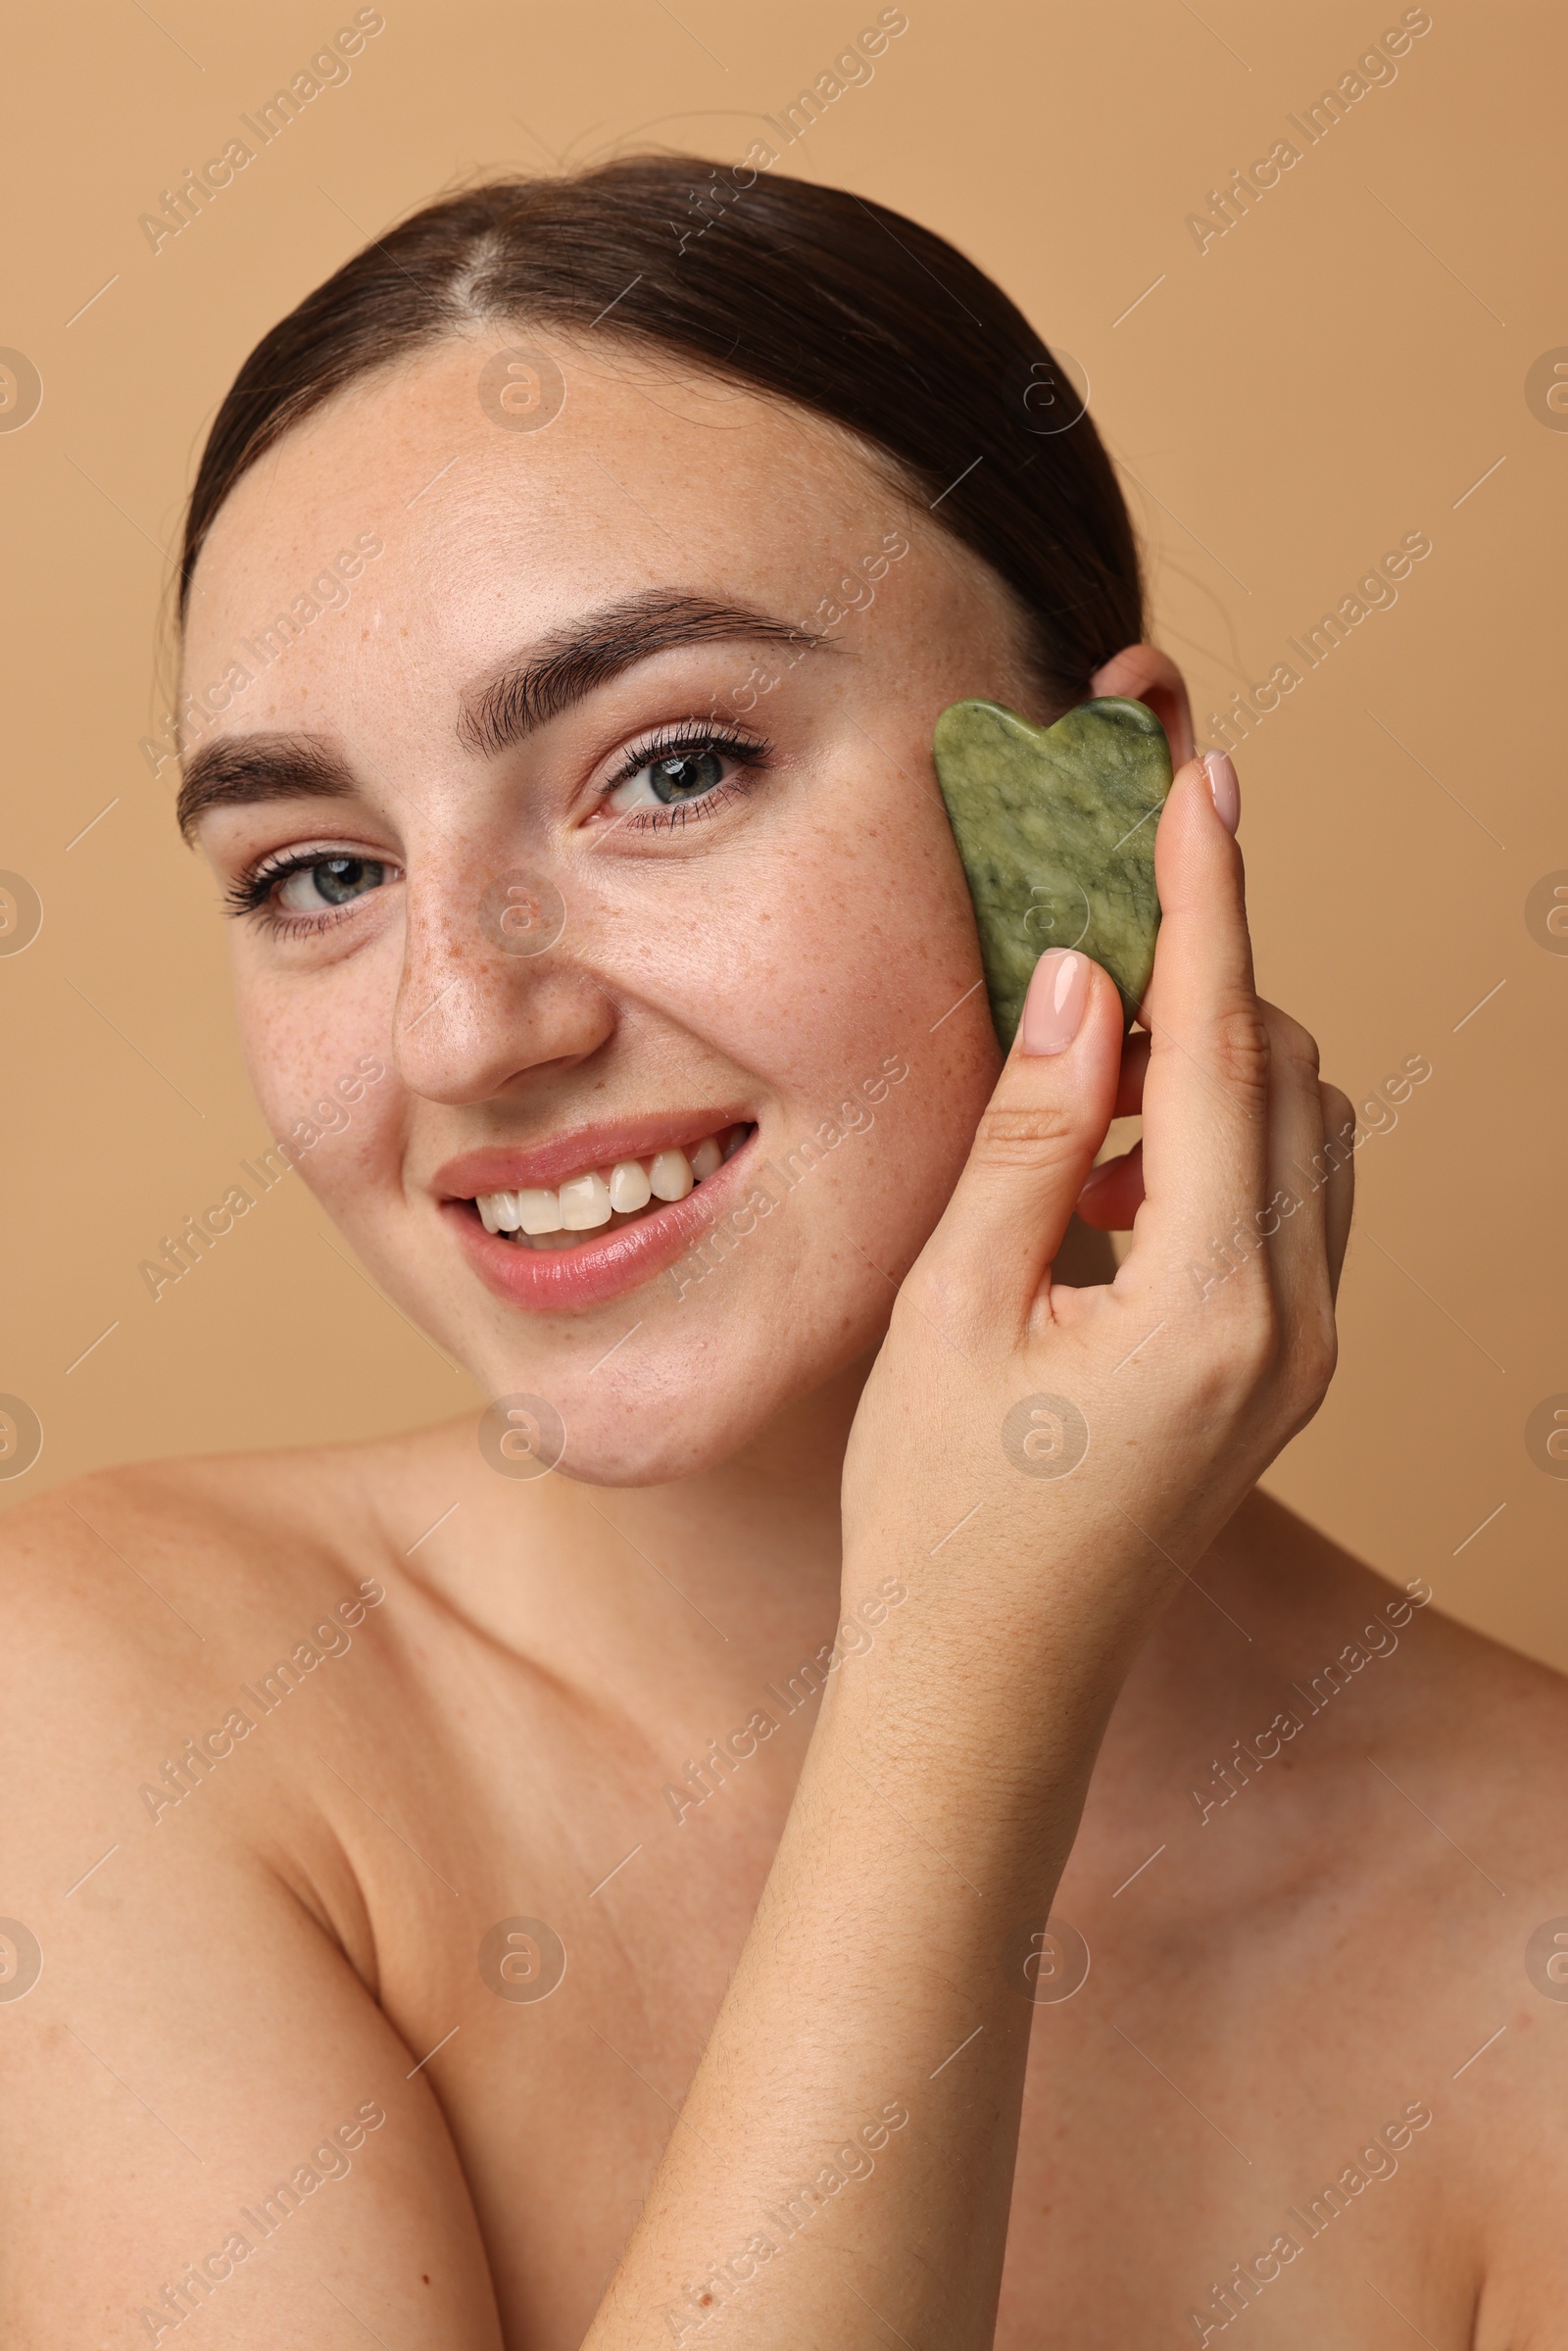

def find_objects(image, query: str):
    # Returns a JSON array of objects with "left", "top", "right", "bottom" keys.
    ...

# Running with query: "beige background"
[{"left": 3, "top": 2, "right": 1564, "bottom": 1660}]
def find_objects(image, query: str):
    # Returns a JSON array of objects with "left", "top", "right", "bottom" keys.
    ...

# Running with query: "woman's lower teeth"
[{"left": 473, "top": 1130, "right": 743, "bottom": 1248}]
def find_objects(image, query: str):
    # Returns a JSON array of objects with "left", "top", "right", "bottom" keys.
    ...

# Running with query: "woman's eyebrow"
[
  {"left": 455, "top": 589, "right": 833, "bottom": 758},
  {"left": 176, "top": 732, "right": 357, "bottom": 842},
  {"left": 175, "top": 592, "right": 834, "bottom": 838}
]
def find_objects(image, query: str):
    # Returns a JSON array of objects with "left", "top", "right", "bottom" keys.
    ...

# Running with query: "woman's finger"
[
  {"left": 1113, "top": 1031, "right": 1151, "bottom": 1120},
  {"left": 912, "top": 947, "right": 1125, "bottom": 1334},
  {"left": 1123, "top": 754, "right": 1270, "bottom": 1284},
  {"left": 1250, "top": 1004, "right": 1335, "bottom": 1346},
  {"left": 1078, "top": 1033, "right": 1152, "bottom": 1226},
  {"left": 1076, "top": 1139, "right": 1144, "bottom": 1231},
  {"left": 1318, "top": 1081, "right": 1356, "bottom": 1301}
]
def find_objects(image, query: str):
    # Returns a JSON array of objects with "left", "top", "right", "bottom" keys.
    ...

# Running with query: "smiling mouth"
[{"left": 467, "top": 1124, "right": 752, "bottom": 1249}]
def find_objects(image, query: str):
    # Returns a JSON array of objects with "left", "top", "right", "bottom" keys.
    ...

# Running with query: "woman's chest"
[
  {"left": 997, "top": 1996, "right": 1467, "bottom": 2348},
  {"left": 393, "top": 1907, "right": 1472, "bottom": 2351},
  {"left": 319, "top": 1672, "right": 1491, "bottom": 2349}
]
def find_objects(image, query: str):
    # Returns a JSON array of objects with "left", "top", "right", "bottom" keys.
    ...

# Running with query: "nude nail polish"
[
  {"left": 1203, "top": 750, "right": 1241, "bottom": 835},
  {"left": 1020, "top": 949, "right": 1089, "bottom": 1055}
]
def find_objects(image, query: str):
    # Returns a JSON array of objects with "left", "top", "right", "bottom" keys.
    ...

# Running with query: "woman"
[{"left": 6, "top": 159, "right": 1564, "bottom": 2349}]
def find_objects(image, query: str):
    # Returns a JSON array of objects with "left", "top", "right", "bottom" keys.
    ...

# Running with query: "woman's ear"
[{"left": 1089, "top": 644, "right": 1194, "bottom": 770}]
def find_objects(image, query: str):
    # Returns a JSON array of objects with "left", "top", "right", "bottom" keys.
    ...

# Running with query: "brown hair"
[{"left": 178, "top": 155, "right": 1142, "bottom": 705}]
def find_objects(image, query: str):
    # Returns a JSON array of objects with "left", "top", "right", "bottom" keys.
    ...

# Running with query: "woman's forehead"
[{"left": 183, "top": 334, "right": 919, "bottom": 685}]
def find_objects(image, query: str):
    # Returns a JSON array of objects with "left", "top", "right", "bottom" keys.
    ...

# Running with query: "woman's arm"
[
  {"left": 583, "top": 753, "right": 1352, "bottom": 2347},
  {"left": 0, "top": 1489, "right": 508, "bottom": 2351}
]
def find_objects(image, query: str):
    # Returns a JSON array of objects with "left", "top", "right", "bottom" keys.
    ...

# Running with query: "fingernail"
[
  {"left": 1020, "top": 949, "right": 1090, "bottom": 1055},
  {"left": 1203, "top": 750, "right": 1241, "bottom": 835}
]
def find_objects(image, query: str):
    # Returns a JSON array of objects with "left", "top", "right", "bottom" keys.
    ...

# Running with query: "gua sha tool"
[{"left": 932, "top": 696, "right": 1174, "bottom": 1052}]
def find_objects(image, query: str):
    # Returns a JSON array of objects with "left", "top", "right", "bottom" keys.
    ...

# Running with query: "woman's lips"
[
  {"left": 432, "top": 1109, "right": 754, "bottom": 1202},
  {"left": 443, "top": 1126, "right": 760, "bottom": 1313}
]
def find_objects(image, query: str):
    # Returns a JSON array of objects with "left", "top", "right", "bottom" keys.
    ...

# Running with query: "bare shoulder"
[
  {"left": 0, "top": 1418, "right": 472, "bottom": 1683},
  {"left": 1321, "top": 1531, "right": 1568, "bottom": 1861},
  {"left": 0, "top": 1450, "right": 379, "bottom": 1793},
  {"left": 1221, "top": 1489, "right": 1568, "bottom": 1777},
  {"left": 0, "top": 1433, "right": 487, "bottom": 1922},
  {"left": 0, "top": 1447, "right": 392, "bottom": 1985},
  {"left": 1378, "top": 1588, "right": 1568, "bottom": 2335},
  {"left": 0, "top": 1429, "right": 428, "bottom": 1611},
  {"left": 0, "top": 1444, "right": 504, "bottom": 2348},
  {"left": 1233, "top": 1500, "right": 1568, "bottom": 2328}
]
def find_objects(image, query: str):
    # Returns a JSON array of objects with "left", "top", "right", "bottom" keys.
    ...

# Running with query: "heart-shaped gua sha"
[{"left": 932, "top": 696, "right": 1173, "bottom": 1051}]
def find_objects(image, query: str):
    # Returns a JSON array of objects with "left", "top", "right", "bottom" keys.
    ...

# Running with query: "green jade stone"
[{"left": 932, "top": 696, "right": 1174, "bottom": 1052}]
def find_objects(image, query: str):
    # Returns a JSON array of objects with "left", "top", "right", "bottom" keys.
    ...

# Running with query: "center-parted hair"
[{"left": 177, "top": 155, "right": 1143, "bottom": 706}]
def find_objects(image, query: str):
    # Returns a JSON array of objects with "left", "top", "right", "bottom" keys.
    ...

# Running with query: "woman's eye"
[
  {"left": 275, "top": 856, "right": 389, "bottom": 912},
  {"left": 607, "top": 746, "right": 733, "bottom": 812}
]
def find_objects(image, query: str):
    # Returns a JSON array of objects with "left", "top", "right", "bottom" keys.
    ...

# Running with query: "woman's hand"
[
  {"left": 587, "top": 749, "right": 1356, "bottom": 2351},
  {"left": 840, "top": 748, "right": 1354, "bottom": 1699}
]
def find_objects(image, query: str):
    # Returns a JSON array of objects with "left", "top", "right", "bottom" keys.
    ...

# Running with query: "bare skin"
[{"left": 4, "top": 334, "right": 1566, "bottom": 2350}]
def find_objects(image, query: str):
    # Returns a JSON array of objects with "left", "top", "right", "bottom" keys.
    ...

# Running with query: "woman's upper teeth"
[{"left": 474, "top": 1130, "right": 738, "bottom": 1239}]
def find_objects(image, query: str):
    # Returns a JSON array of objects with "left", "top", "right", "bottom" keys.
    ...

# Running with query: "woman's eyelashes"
[
  {"left": 599, "top": 723, "right": 773, "bottom": 830},
  {"left": 225, "top": 723, "right": 773, "bottom": 931},
  {"left": 225, "top": 848, "right": 398, "bottom": 931}
]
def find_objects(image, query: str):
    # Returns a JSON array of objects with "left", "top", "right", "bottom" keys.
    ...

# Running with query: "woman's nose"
[{"left": 391, "top": 862, "right": 613, "bottom": 1104}]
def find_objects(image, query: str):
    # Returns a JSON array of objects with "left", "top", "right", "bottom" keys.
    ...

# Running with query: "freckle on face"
[{"left": 187, "top": 334, "right": 1035, "bottom": 1482}]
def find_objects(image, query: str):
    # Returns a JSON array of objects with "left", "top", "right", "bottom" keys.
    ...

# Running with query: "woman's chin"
[
  {"left": 457, "top": 1324, "right": 880, "bottom": 1492},
  {"left": 332, "top": 1203, "right": 899, "bottom": 1490},
  {"left": 483, "top": 1389, "right": 791, "bottom": 1491}
]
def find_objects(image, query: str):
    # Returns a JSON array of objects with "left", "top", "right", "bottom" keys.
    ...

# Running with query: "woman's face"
[{"left": 181, "top": 332, "right": 1045, "bottom": 1483}]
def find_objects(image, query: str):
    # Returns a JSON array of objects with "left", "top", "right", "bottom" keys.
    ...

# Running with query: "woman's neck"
[
  {"left": 585, "top": 1349, "right": 871, "bottom": 1629},
  {"left": 396, "top": 1353, "right": 870, "bottom": 1732}
]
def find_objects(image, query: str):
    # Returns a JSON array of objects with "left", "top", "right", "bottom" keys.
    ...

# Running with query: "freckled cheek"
[
  {"left": 777, "top": 823, "right": 975, "bottom": 1039},
  {"left": 294, "top": 1097, "right": 405, "bottom": 1228},
  {"left": 798, "top": 834, "right": 998, "bottom": 1237},
  {"left": 646, "top": 921, "right": 871, "bottom": 1100},
  {"left": 232, "top": 965, "right": 404, "bottom": 1197},
  {"left": 680, "top": 826, "right": 993, "bottom": 1253}
]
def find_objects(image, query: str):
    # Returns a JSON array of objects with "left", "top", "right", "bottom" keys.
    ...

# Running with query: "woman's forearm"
[{"left": 583, "top": 1606, "right": 1114, "bottom": 2350}]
